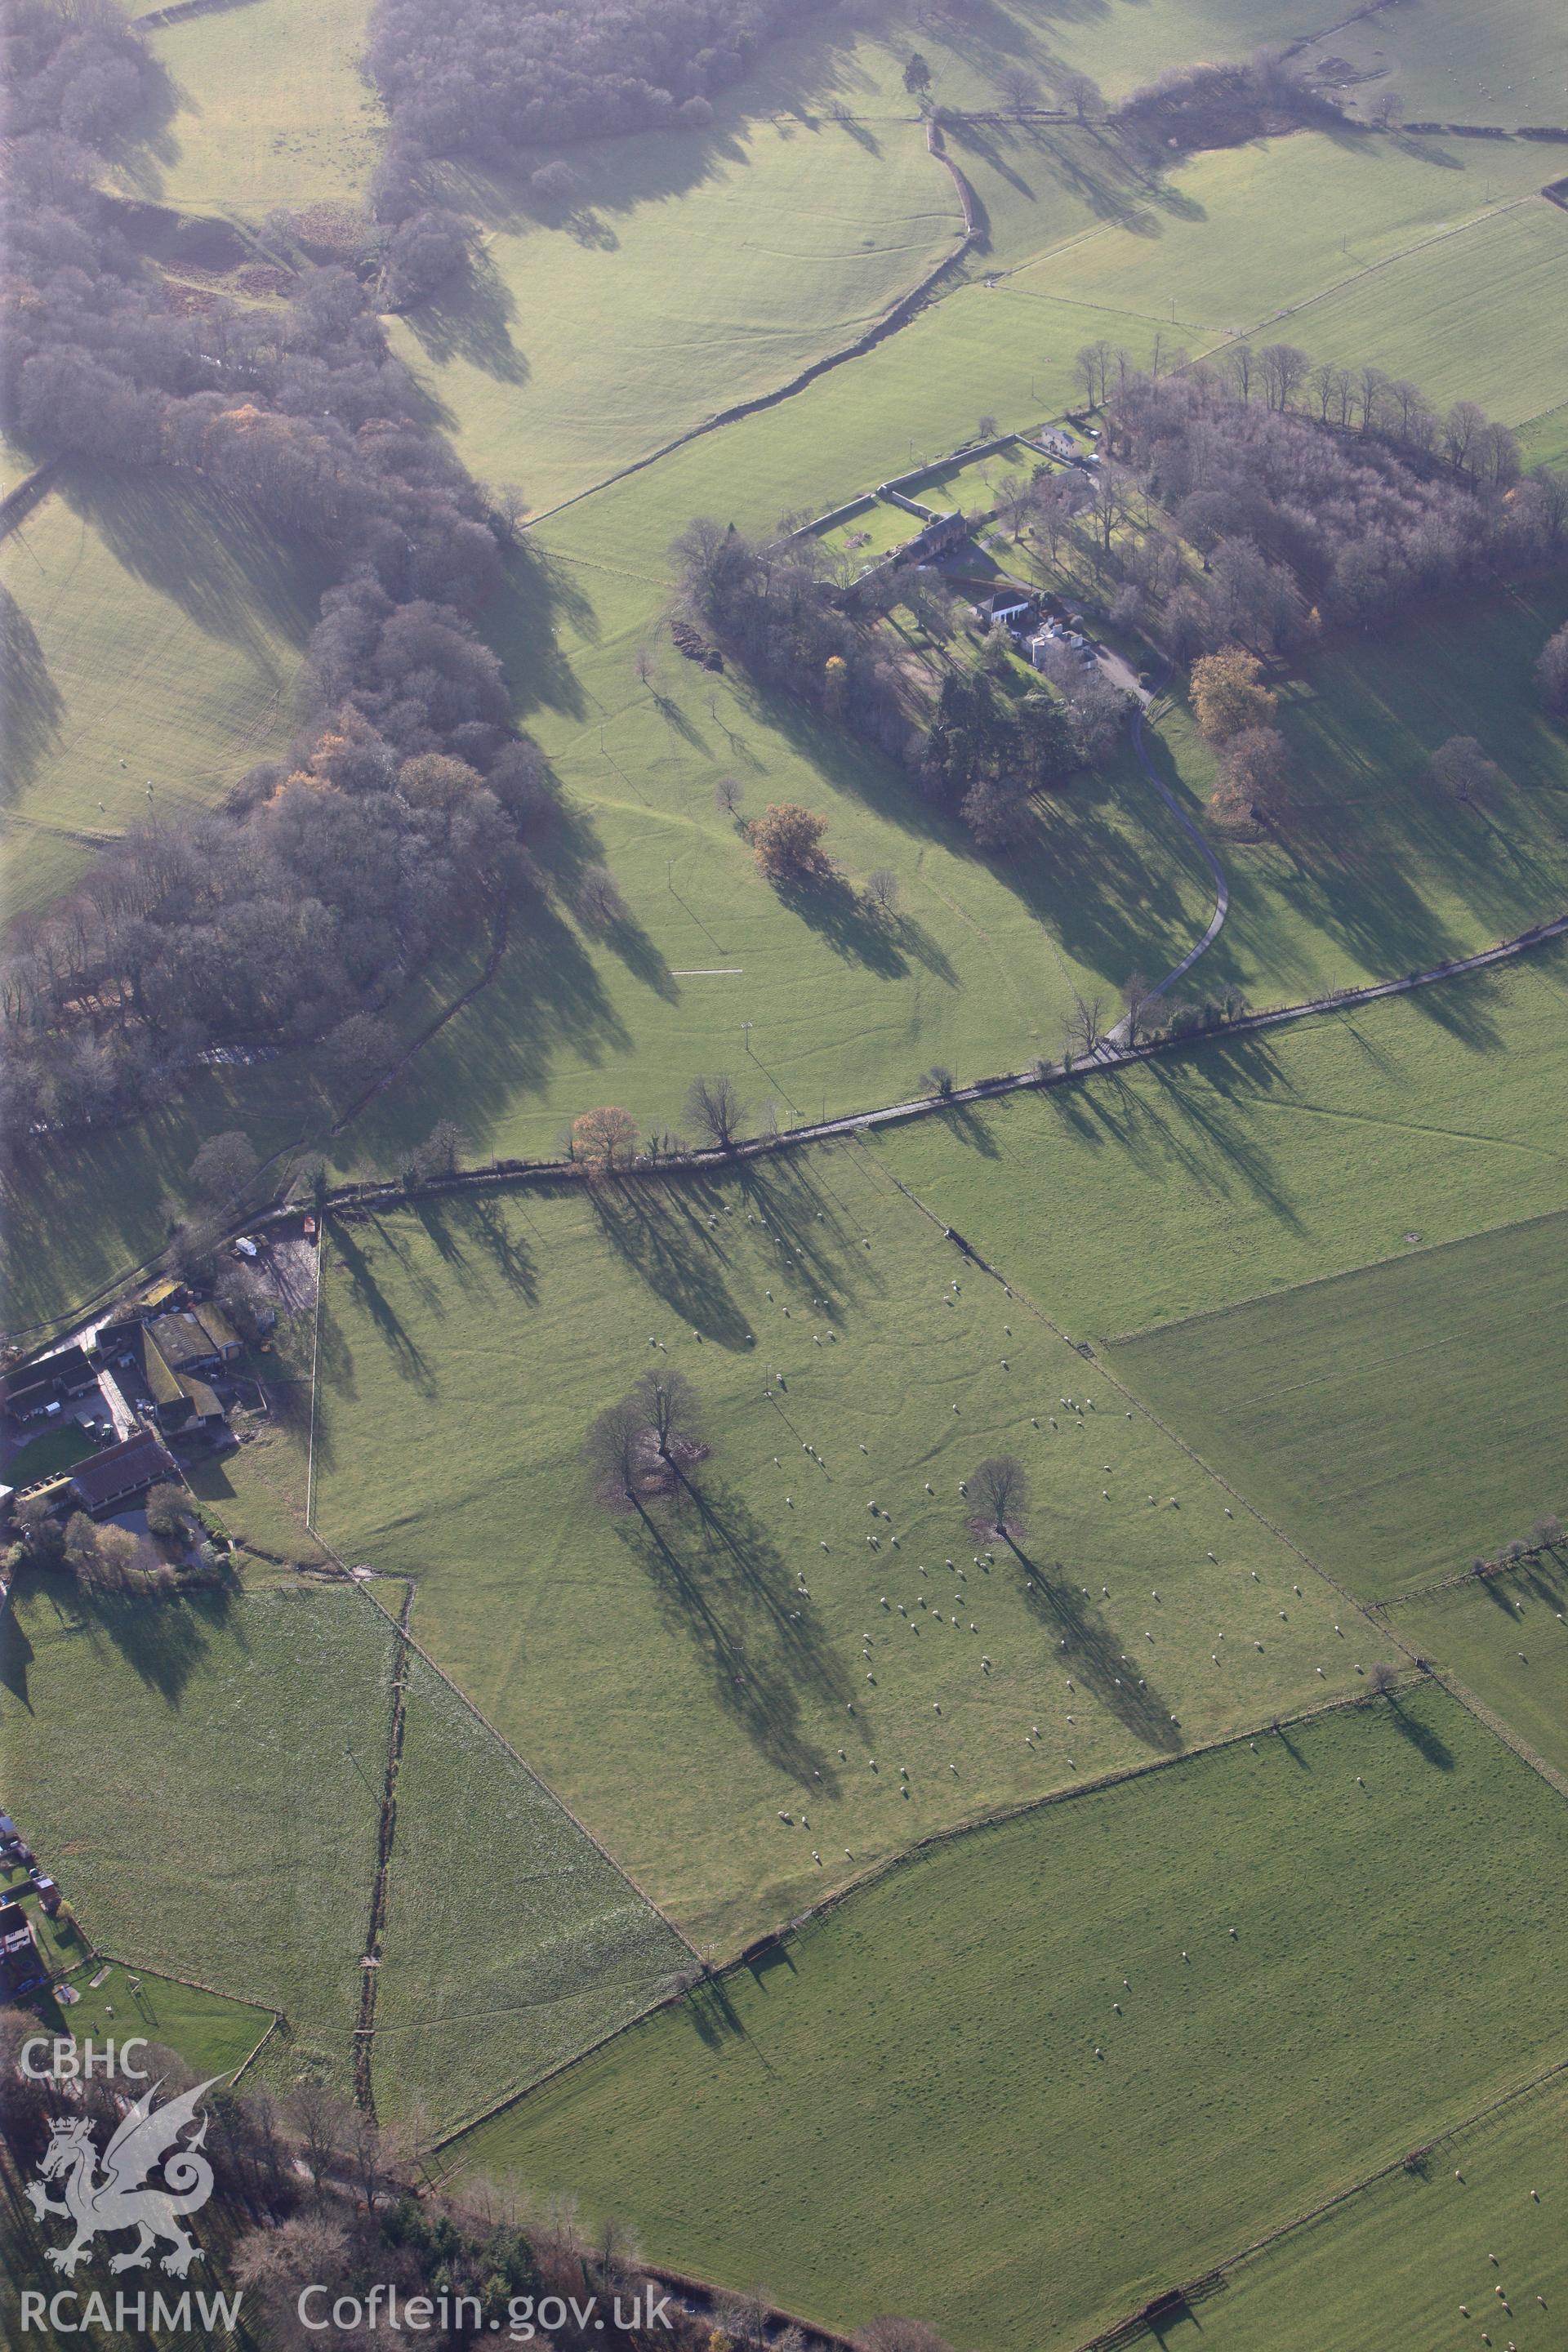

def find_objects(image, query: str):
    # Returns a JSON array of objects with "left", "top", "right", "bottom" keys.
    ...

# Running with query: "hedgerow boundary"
[{"left": 11, "top": 905, "right": 1568, "bottom": 1358}]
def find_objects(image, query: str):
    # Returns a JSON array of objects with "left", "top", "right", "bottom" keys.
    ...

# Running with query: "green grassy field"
[
  {"left": 837, "top": 0, "right": 1327, "bottom": 114},
  {"left": 372, "top": 1642, "right": 691, "bottom": 2135},
  {"left": 878, "top": 937, "right": 1568, "bottom": 1337},
  {"left": 1014, "top": 130, "right": 1553, "bottom": 341},
  {"left": 313, "top": 1155, "right": 1395, "bottom": 1953},
  {"left": 0, "top": 1583, "right": 394, "bottom": 2093},
  {"left": 1322, "top": 0, "right": 1568, "bottom": 129},
  {"left": 1, "top": 466, "right": 327, "bottom": 918},
  {"left": 390, "top": 106, "right": 962, "bottom": 516},
  {"left": 1400, "top": 1551, "right": 1568, "bottom": 1779},
  {"left": 1111, "top": 1214, "right": 1568, "bottom": 1597},
  {"left": 127, "top": 0, "right": 381, "bottom": 217},
  {"left": 1287, "top": 194, "right": 1568, "bottom": 424},
  {"left": 1192, "top": 2068, "right": 1568, "bottom": 2352},
  {"left": 46, "top": 1960, "right": 274, "bottom": 2082},
  {"left": 447, "top": 1685, "right": 1568, "bottom": 2350},
  {"left": 1519, "top": 395, "right": 1568, "bottom": 472}
]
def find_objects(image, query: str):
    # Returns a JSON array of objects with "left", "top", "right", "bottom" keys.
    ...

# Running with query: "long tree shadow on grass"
[
  {"left": 1383, "top": 1690, "right": 1454, "bottom": 1771},
  {"left": 1007, "top": 1540, "right": 1183, "bottom": 1753},
  {"left": 64, "top": 472, "right": 329, "bottom": 657},
  {"left": 587, "top": 1181, "right": 753, "bottom": 1348},
  {"left": 0, "top": 590, "right": 65, "bottom": 803},
  {"left": 81, "top": 1585, "right": 232, "bottom": 1708},
  {"left": 332, "top": 1225, "right": 436, "bottom": 1392},
  {"left": 734, "top": 1156, "right": 868, "bottom": 1321},
  {"left": 777, "top": 872, "right": 961, "bottom": 987},
  {"left": 400, "top": 242, "right": 531, "bottom": 384},
  {"left": 745, "top": 675, "right": 1205, "bottom": 996},
  {"left": 0, "top": 1604, "right": 34, "bottom": 1709},
  {"left": 616, "top": 1473, "right": 853, "bottom": 1786}
]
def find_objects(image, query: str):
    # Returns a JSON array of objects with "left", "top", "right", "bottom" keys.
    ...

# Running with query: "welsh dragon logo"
[{"left": 26, "top": 2075, "right": 220, "bottom": 2278}]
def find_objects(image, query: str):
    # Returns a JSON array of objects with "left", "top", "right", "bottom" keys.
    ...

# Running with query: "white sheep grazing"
[{"left": 859, "top": 1442, "right": 868, "bottom": 1454}]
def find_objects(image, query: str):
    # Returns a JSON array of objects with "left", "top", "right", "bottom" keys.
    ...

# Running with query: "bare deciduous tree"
[
  {"left": 968, "top": 1454, "right": 1028, "bottom": 1541},
  {"left": 1121, "top": 968, "right": 1158, "bottom": 1045},
  {"left": 634, "top": 1365, "right": 702, "bottom": 1470},
  {"left": 865, "top": 867, "right": 900, "bottom": 912},
  {"left": 575, "top": 864, "right": 626, "bottom": 930},
  {"left": 1063, "top": 991, "right": 1107, "bottom": 1065},
  {"left": 684, "top": 1071, "right": 746, "bottom": 1148}
]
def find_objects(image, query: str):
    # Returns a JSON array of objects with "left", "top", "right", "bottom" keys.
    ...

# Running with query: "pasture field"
[
  {"left": 1, "top": 467, "right": 328, "bottom": 919},
  {"left": 1519, "top": 395, "right": 1568, "bottom": 471},
  {"left": 131, "top": 0, "right": 381, "bottom": 217},
  {"left": 1110, "top": 1213, "right": 1568, "bottom": 1597},
  {"left": 44, "top": 1961, "right": 274, "bottom": 2082},
  {"left": 878, "top": 936, "right": 1568, "bottom": 1338},
  {"left": 446, "top": 1685, "right": 1568, "bottom": 2350},
  {"left": 1152, "top": 573, "right": 1568, "bottom": 1011},
  {"left": 340, "top": 705, "right": 1210, "bottom": 1177},
  {"left": 1286, "top": 194, "right": 1568, "bottom": 424},
  {"left": 311, "top": 1154, "right": 1395, "bottom": 1953},
  {"left": 1321, "top": 0, "right": 1568, "bottom": 129},
  {"left": 844, "top": 0, "right": 1323, "bottom": 114},
  {"left": 0, "top": 1584, "right": 394, "bottom": 2094},
  {"left": 1400, "top": 1552, "right": 1568, "bottom": 1780},
  {"left": 1014, "top": 129, "right": 1553, "bottom": 340},
  {"left": 371, "top": 1643, "right": 691, "bottom": 2135},
  {"left": 390, "top": 107, "right": 963, "bottom": 516},
  {"left": 523, "top": 283, "right": 1163, "bottom": 577},
  {"left": 1192, "top": 2069, "right": 1568, "bottom": 2352}
]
